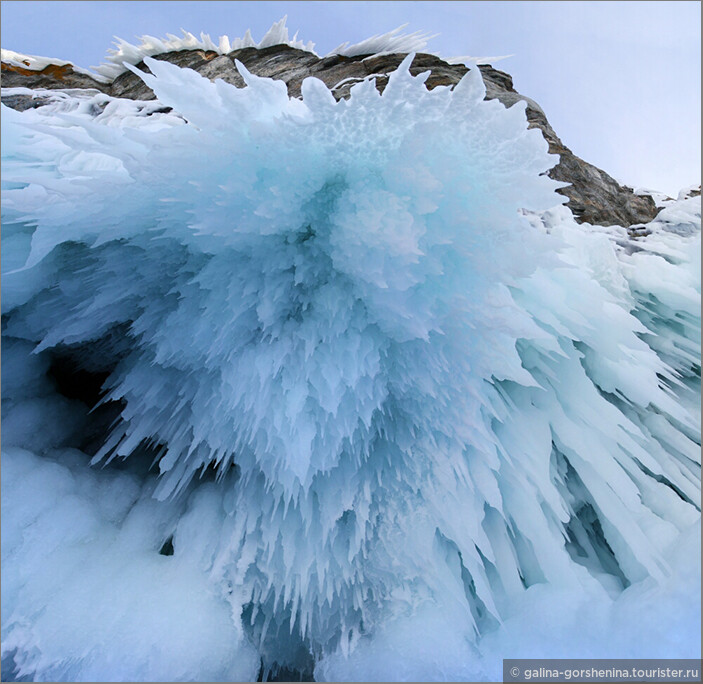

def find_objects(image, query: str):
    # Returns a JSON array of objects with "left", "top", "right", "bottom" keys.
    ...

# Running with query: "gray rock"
[
  {"left": 0, "top": 92, "right": 57, "bottom": 111},
  {"left": 1, "top": 45, "right": 661, "bottom": 227}
]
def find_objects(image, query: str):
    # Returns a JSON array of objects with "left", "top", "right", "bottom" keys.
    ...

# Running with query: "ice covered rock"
[
  {"left": 2, "top": 19, "right": 659, "bottom": 228},
  {"left": 1, "top": 31, "right": 700, "bottom": 682}
]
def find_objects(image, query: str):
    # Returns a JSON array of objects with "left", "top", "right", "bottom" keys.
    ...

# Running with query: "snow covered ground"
[{"left": 1, "top": 49, "right": 700, "bottom": 682}]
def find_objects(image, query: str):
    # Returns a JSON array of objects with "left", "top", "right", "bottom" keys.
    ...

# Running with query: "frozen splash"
[
  {"left": 1, "top": 17, "right": 446, "bottom": 83},
  {"left": 1, "top": 52, "right": 700, "bottom": 681}
]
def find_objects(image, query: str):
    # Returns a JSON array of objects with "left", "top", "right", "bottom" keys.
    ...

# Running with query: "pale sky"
[{"left": 1, "top": 1, "right": 700, "bottom": 196}]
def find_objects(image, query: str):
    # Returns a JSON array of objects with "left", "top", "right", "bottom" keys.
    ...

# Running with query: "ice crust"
[
  {"left": 1, "top": 18, "right": 444, "bottom": 83},
  {"left": 1, "top": 17, "right": 501, "bottom": 85},
  {"left": 0, "top": 48, "right": 111, "bottom": 82},
  {"left": 1, "top": 52, "right": 700, "bottom": 681}
]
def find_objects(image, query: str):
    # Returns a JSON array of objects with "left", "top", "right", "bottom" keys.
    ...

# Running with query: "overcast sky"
[{"left": 1, "top": 1, "right": 700, "bottom": 196}]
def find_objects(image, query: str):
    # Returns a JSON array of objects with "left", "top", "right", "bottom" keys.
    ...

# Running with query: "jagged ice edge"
[
  {"left": 0, "top": 49, "right": 700, "bottom": 681},
  {"left": 1, "top": 16, "right": 505, "bottom": 84}
]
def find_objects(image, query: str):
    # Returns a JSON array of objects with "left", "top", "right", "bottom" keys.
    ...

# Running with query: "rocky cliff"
[{"left": 2, "top": 44, "right": 660, "bottom": 227}]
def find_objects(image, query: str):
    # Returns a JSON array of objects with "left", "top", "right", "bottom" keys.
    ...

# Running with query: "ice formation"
[
  {"left": 90, "top": 17, "right": 318, "bottom": 81},
  {"left": 1, "top": 47, "right": 700, "bottom": 682},
  {"left": 1, "top": 17, "right": 491, "bottom": 85}
]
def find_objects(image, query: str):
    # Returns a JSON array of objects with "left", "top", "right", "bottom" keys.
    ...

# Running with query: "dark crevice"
[
  {"left": 506, "top": 520, "right": 547, "bottom": 588},
  {"left": 36, "top": 329, "right": 168, "bottom": 478},
  {"left": 256, "top": 658, "right": 315, "bottom": 682},
  {"left": 435, "top": 529, "right": 499, "bottom": 636},
  {"left": 564, "top": 502, "right": 630, "bottom": 589},
  {"left": 159, "top": 535, "right": 175, "bottom": 556},
  {"left": 1, "top": 650, "right": 33, "bottom": 682},
  {"left": 634, "top": 458, "right": 700, "bottom": 510},
  {"left": 552, "top": 443, "right": 631, "bottom": 591},
  {"left": 43, "top": 333, "right": 130, "bottom": 458},
  {"left": 243, "top": 601, "right": 316, "bottom": 682},
  {"left": 47, "top": 355, "right": 110, "bottom": 407}
]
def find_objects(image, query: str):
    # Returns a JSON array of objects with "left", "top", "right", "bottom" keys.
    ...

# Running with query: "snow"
[
  {"left": 1, "top": 446, "right": 259, "bottom": 682},
  {"left": 318, "top": 520, "right": 701, "bottom": 680},
  {"left": 678, "top": 183, "right": 702, "bottom": 201},
  {"left": 1, "top": 49, "right": 700, "bottom": 682},
  {"left": 634, "top": 186, "right": 676, "bottom": 208},
  {"left": 1, "top": 48, "right": 75, "bottom": 71},
  {"left": 0, "top": 48, "right": 110, "bottom": 83}
]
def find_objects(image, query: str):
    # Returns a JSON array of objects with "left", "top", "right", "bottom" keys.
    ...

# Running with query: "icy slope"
[{"left": 1, "top": 52, "right": 700, "bottom": 682}]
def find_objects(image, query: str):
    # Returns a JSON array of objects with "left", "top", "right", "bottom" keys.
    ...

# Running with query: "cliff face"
[{"left": 1, "top": 44, "right": 659, "bottom": 227}]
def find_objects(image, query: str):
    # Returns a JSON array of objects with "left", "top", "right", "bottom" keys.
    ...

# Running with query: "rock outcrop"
[{"left": 2, "top": 44, "right": 660, "bottom": 227}]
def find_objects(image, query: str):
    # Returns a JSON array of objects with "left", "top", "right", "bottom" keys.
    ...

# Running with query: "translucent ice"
[{"left": 1, "top": 51, "right": 700, "bottom": 681}]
